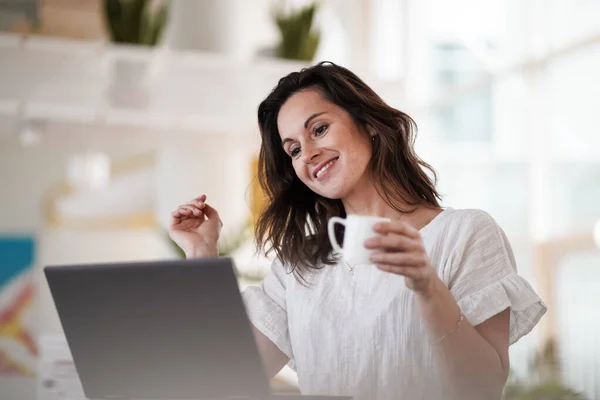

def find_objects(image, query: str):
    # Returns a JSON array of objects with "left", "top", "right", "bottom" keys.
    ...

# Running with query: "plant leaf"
[
  {"left": 274, "top": 1, "right": 321, "bottom": 61},
  {"left": 103, "top": 0, "right": 123, "bottom": 42}
]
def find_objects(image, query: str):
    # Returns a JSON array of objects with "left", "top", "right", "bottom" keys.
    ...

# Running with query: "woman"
[{"left": 169, "top": 62, "right": 546, "bottom": 400}]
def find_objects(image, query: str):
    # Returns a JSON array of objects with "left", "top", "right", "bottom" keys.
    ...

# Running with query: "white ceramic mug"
[{"left": 327, "top": 214, "right": 391, "bottom": 266}]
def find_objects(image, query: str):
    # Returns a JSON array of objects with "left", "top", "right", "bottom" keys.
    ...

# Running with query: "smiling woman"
[
  {"left": 168, "top": 61, "right": 546, "bottom": 400},
  {"left": 256, "top": 63, "right": 441, "bottom": 273}
]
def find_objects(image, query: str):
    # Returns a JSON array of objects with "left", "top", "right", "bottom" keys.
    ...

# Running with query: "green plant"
[
  {"left": 273, "top": 1, "right": 321, "bottom": 61},
  {"left": 103, "top": 0, "right": 170, "bottom": 46},
  {"left": 217, "top": 220, "right": 253, "bottom": 257},
  {"left": 503, "top": 340, "right": 586, "bottom": 400}
]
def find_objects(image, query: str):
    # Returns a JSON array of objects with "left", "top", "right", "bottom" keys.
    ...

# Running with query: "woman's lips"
[{"left": 314, "top": 157, "right": 338, "bottom": 181}]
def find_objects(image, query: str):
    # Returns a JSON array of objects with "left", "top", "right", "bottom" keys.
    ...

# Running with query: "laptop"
[{"left": 44, "top": 257, "right": 351, "bottom": 400}]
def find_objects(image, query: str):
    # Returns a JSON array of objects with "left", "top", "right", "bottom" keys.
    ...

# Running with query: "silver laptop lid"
[{"left": 44, "top": 257, "right": 271, "bottom": 400}]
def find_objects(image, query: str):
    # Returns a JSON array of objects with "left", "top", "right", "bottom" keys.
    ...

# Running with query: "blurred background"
[{"left": 0, "top": 0, "right": 599, "bottom": 399}]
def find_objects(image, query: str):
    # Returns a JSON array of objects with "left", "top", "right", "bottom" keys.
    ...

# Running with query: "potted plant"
[
  {"left": 271, "top": 1, "right": 321, "bottom": 62},
  {"left": 503, "top": 340, "right": 586, "bottom": 399},
  {"left": 102, "top": 0, "right": 171, "bottom": 108},
  {"left": 103, "top": 0, "right": 170, "bottom": 46}
]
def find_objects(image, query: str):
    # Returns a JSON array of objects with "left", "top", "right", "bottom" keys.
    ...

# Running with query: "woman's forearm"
[{"left": 416, "top": 277, "right": 509, "bottom": 399}]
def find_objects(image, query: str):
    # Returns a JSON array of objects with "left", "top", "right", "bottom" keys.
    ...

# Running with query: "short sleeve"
[
  {"left": 447, "top": 210, "right": 547, "bottom": 345},
  {"left": 241, "top": 258, "right": 294, "bottom": 361}
]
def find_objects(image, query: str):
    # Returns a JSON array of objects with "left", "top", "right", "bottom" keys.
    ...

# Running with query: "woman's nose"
[{"left": 300, "top": 143, "right": 321, "bottom": 164}]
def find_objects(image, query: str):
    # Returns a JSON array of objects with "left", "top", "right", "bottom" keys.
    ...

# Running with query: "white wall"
[{"left": 154, "top": 135, "right": 256, "bottom": 237}]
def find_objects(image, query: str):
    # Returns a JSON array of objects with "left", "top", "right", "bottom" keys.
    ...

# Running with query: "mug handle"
[{"left": 327, "top": 217, "right": 346, "bottom": 253}]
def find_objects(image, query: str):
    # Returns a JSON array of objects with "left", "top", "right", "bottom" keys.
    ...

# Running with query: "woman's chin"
[
  {"left": 306, "top": 178, "right": 351, "bottom": 200},
  {"left": 313, "top": 187, "right": 347, "bottom": 200}
]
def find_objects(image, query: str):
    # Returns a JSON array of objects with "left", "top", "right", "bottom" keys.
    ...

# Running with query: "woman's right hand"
[{"left": 168, "top": 194, "right": 222, "bottom": 259}]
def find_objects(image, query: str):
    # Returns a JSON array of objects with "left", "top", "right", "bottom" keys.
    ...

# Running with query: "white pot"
[{"left": 107, "top": 58, "right": 151, "bottom": 109}]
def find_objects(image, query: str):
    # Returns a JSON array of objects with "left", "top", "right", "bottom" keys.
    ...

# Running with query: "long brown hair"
[{"left": 255, "top": 61, "right": 441, "bottom": 276}]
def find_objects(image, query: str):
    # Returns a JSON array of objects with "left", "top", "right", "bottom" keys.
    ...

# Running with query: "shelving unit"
[{"left": 0, "top": 33, "right": 405, "bottom": 137}]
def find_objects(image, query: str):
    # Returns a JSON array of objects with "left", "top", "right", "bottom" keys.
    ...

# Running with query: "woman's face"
[{"left": 277, "top": 89, "right": 374, "bottom": 200}]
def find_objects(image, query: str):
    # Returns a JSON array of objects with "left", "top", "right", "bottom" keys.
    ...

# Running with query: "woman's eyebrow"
[
  {"left": 281, "top": 111, "right": 327, "bottom": 148},
  {"left": 304, "top": 112, "right": 326, "bottom": 129}
]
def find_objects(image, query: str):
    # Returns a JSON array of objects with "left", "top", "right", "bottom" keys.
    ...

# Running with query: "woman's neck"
[
  {"left": 341, "top": 184, "right": 410, "bottom": 220},
  {"left": 341, "top": 183, "right": 442, "bottom": 229}
]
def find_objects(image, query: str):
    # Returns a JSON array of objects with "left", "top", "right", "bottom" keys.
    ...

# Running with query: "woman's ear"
[{"left": 365, "top": 124, "right": 378, "bottom": 139}]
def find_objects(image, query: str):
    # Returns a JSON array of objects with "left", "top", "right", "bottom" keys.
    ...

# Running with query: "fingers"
[
  {"left": 169, "top": 214, "right": 180, "bottom": 228},
  {"left": 181, "top": 205, "right": 204, "bottom": 216},
  {"left": 375, "top": 264, "right": 422, "bottom": 278},
  {"left": 364, "top": 233, "right": 420, "bottom": 252},
  {"left": 171, "top": 195, "right": 208, "bottom": 219},
  {"left": 369, "top": 251, "right": 431, "bottom": 280},
  {"left": 169, "top": 194, "right": 221, "bottom": 229},
  {"left": 202, "top": 203, "right": 221, "bottom": 222},
  {"left": 373, "top": 221, "right": 420, "bottom": 239},
  {"left": 172, "top": 205, "right": 202, "bottom": 219},
  {"left": 185, "top": 196, "right": 207, "bottom": 212},
  {"left": 368, "top": 251, "right": 425, "bottom": 268},
  {"left": 364, "top": 226, "right": 429, "bottom": 279}
]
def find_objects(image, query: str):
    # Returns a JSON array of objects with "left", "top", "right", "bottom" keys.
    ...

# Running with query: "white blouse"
[{"left": 242, "top": 208, "right": 547, "bottom": 399}]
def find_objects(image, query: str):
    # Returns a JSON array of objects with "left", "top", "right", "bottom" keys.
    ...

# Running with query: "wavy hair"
[{"left": 255, "top": 61, "right": 441, "bottom": 276}]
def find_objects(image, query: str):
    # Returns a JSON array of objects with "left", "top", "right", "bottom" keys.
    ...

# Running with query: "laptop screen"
[{"left": 45, "top": 257, "right": 271, "bottom": 400}]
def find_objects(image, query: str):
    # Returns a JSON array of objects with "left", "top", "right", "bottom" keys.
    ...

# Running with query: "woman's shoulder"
[
  {"left": 426, "top": 207, "right": 504, "bottom": 244},
  {"left": 440, "top": 207, "right": 498, "bottom": 227},
  {"left": 429, "top": 207, "right": 516, "bottom": 275}
]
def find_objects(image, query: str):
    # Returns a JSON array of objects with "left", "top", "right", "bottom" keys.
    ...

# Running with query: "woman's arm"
[
  {"left": 250, "top": 323, "right": 290, "bottom": 379},
  {"left": 242, "top": 258, "right": 294, "bottom": 380},
  {"left": 417, "top": 278, "right": 510, "bottom": 399},
  {"left": 366, "top": 220, "right": 510, "bottom": 400}
]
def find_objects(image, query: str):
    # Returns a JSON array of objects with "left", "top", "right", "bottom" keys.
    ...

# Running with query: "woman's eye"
[
  {"left": 314, "top": 124, "right": 328, "bottom": 136},
  {"left": 290, "top": 147, "right": 300, "bottom": 157}
]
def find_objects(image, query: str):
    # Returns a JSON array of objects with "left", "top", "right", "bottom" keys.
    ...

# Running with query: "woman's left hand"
[{"left": 364, "top": 221, "right": 438, "bottom": 296}]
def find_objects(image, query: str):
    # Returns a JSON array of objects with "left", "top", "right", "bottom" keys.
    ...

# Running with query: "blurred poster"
[{"left": 0, "top": 235, "right": 37, "bottom": 377}]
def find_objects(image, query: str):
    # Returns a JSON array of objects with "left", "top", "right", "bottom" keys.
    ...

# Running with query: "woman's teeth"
[{"left": 316, "top": 159, "right": 336, "bottom": 178}]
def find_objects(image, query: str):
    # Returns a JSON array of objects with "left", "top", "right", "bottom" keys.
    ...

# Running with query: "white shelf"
[
  {"left": 0, "top": 33, "right": 405, "bottom": 135},
  {"left": 0, "top": 33, "right": 303, "bottom": 133}
]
